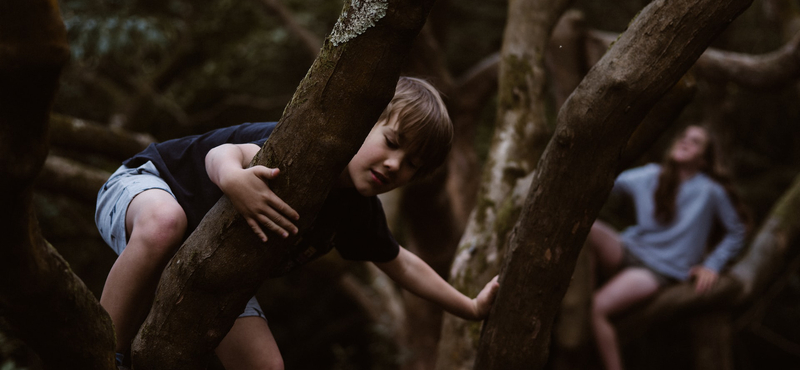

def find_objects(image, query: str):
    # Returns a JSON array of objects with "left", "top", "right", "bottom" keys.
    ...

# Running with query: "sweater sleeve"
[{"left": 702, "top": 184, "right": 746, "bottom": 272}]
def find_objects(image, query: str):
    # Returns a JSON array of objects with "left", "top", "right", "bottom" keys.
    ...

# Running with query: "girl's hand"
[
  {"left": 471, "top": 275, "right": 500, "bottom": 320},
  {"left": 689, "top": 266, "right": 719, "bottom": 294},
  {"left": 221, "top": 166, "right": 299, "bottom": 242}
]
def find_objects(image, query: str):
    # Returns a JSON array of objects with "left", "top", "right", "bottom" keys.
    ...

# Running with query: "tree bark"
[
  {"left": 474, "top": 0, "right": 753, "bottom": 369},
  {"left": 133, "top": 0, "right": 437, "bottom": 368},
  {"left": 0, "top": 1, "right": 116, "bottom": 369},
  {"left": 435, "top": 0, "right": 573, "bottom": 369}
]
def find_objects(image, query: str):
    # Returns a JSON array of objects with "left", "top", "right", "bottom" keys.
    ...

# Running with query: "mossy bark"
[
  {"left": 132, "top": 0, "right": 437, "bottom": 368},
  {"left": 473, "top": 0, "right": 753, "bottom": 368},
  {"left": 0, "top": 1, "right": 117, "bottom": 369},
  {"left": 434, "top": 0, "right": 573, "bottom": 369}
]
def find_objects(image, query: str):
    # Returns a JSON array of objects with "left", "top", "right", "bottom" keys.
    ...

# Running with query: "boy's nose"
[{"left": 384, "top": 155, "right": 402, "bottom": 171}]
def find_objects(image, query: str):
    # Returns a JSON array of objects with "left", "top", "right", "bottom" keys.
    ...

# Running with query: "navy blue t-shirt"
[{"left": 123, "top": 122, "right": 399, "bottom": 274}]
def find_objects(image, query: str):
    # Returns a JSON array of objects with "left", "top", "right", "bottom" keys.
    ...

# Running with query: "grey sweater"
[{"left": 614, "top": 164, "right": 746, "bottom": 281}]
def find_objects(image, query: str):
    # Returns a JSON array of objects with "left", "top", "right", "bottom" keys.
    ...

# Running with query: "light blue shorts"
[{"left": 95, "top": 161, "right": 265, "bottom": 319}]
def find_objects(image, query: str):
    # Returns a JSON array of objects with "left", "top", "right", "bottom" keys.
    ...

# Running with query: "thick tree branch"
[
  {"left": 588, "top": 28, "right": 800, "bottom": 91},
  {"left": 133, "top": 1, "right": 438, "bottom": 368},
  {"left": 49, "top": 114, "right": 154, "bottom": 161},
  {"left": 475, "top": 0, "right": 753, "bottom": 368},
  {"left": 36, "top": 155, "right": 112, "bottom": 204},
  {"left": 692, "top": 31, "right": 800, "bottom": 90},
  {"left": 0, "top": 1, "right": 116, "bottom": 368}
]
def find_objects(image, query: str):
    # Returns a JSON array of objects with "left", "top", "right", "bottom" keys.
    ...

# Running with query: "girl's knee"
[{"left": 261, "top": 356, "right": 284, "bottom": 370}]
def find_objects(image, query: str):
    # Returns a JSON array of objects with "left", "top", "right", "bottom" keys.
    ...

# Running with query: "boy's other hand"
[
  {"left": 471, "top": 275, "right": 500, "bottom": 320},
  {"left": 223, "top": 165, "right": 299, "bottom": 242}
]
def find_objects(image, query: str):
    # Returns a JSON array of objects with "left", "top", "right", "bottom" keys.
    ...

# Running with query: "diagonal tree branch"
[
  {"left": 475, "top": 0, "right": 754, "bottom": 368},
  {"left": 133, "top": 0, "right": 439, "bottom": 368}
]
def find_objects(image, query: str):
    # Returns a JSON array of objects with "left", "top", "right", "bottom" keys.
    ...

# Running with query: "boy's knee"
[{"left": 131, "top": 203, "right": 187, "bottom": 257}]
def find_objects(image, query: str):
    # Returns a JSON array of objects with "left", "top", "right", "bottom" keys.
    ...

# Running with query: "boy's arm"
[
  {"left": 374, "top": 247, "right": 499, "bottom": 320},
  {"left": 205, "top": 143, "right": 299, "bottom": 242}
]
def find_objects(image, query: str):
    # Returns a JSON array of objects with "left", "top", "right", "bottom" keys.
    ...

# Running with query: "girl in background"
[{"left": 587, "top": 125, "right": 748, "bottom": 370}]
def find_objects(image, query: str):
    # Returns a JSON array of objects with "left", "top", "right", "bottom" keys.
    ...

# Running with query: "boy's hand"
[
  {"left": 689, "top": 266, "right": 718, "bottom": 294},
  {"left": 471, "top": 275, "right": 500, "bottom": 320},
  {"left": 222, "top": 165, "right": 299, "bottom": 242}
]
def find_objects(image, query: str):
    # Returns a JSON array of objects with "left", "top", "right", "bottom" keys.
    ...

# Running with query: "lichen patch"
[{"left": 329, "top": 0, "right": 389, "bottom": 46}]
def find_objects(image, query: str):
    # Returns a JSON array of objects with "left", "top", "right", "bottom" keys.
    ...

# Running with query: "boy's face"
[{"left": 340, "top": 114, "right": 420, "bottom": 196}]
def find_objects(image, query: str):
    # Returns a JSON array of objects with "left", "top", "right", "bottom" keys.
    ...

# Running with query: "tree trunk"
[
  {"left": 133, "top": 0, "right": 437, "bottom": 368},
  {"left": 435, "top": 0, "right": 573, "bottom": 368},
  {"left": 0, "top": 1, "right": 116, "bottom": 369},
  {"left": 474, "top": 0, "right": 753, "bottom": 369}
]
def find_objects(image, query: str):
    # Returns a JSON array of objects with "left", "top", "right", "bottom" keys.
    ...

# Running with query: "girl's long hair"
[{"left": 653, "top": 126, "right": 751, "bottom": 231}]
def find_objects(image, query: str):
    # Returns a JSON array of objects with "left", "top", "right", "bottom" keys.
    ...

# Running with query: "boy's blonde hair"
[{"left": 378, "top": 77, "right": 453, "bottom": 178}]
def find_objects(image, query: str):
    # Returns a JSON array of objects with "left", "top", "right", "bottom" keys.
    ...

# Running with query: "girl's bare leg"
[{"left": 591, "top": 268, "right": 660, "bottom": 370}]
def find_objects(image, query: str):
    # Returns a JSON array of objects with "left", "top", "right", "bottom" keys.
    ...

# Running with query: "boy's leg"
[
  {"left": 591, "top": 268, "right": 660, "bottom": 370},
  {"left": 216, "top": 317, "right": 284, "bottom": 370},
  {"left": 100, "top": 189, "right": 187, "bottom": 353}
]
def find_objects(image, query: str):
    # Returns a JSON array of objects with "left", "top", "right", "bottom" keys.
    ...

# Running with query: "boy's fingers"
[
  {"left": 262, "top": 207, "right": 298, "bottom": 235},
  {"left": 256, "top": 213, "right": 291, "bottom": 238},
  {"left": 246, "top": 218, "right": 268, "bottom": 242},
  {"left": 267, "top": 194, "right": 300, "bottom": 221},
  {"left": 253, "top": 166, "right": 280, "bottom": 180}
]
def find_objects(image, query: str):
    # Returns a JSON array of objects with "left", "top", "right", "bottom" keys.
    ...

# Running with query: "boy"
[{"left": 95, "top": 77, "right": 500, "bottom": 370}]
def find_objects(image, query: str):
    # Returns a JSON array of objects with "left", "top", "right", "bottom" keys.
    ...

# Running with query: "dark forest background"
[{"left": 4, "top": 0, "right": 800, "bottom": 369}]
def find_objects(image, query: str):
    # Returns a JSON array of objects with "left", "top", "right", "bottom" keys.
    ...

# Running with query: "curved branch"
[
  {"left": 693, "top": 31, "right": 800, "bottom": 90},
  {"left": 588, "top": 28, "right": 800, "bottom": 91},
  {"left": 49, "top": 114, "right": 154, "bottom": 161},
  {"left": 36, "top": 155, "right": 112, "bottom": 204}
]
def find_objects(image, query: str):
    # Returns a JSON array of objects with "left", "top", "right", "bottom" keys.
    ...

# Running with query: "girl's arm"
[
  {"left": 693, "top": 185, "right": 747, "bottom": 293},
  {"left": 205, "top": 143, "right": 299, "bottom": 242},
  {"left": 374, "top": 247, "right": 499, "bottom": 320},
  {"left": 701, "top": 185, "right": 747, "bottom": 273}
]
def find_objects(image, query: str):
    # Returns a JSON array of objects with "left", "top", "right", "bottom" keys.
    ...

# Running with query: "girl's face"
[{"left": 669, "top": 126, "right": 709, "bottom": 168}]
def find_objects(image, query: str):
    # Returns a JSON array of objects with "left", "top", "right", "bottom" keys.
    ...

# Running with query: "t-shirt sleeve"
[{"left": 333, "top": 195, "right": 400, "bottom": 262}]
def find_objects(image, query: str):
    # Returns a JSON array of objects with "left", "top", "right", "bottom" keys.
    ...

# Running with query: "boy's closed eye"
[{"left": 384, "top": 135, "right": 399, "bottom": 149}]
